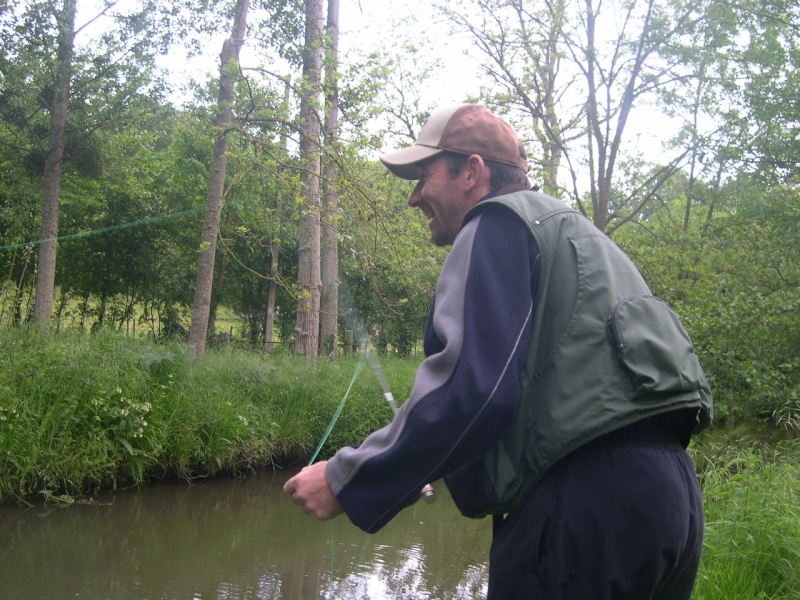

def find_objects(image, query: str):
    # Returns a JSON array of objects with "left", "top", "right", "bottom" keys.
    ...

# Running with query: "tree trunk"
[
  {"left": 584, "top": 0, "right": 657, "bottom": 232},
  {"left": 188, "top": 0, "right": 249, "bottom": 359},
  {"left": 541, "top": 22, "right": 563, "bottom": 194},
  {"left": 13, "top": 247, "right": 33, "bottom": 326},
  {"left": 293, "top": 0, "right": 325, "bottom": 358},
  {"left": 264, "top": 79, "right": 291, "bottom": 355},
  {"left": 209, "top": 205, "right": 234, "bottom": 335},
  {"left": 320, "top": 0, "right": 340, "bottom": 359},
  {"left": 32, "top": 0, "right": 76, "bottom": 325},
  {"left": 263, "top": 240, "right": 279, "bottom": 354},
  {"left": 441, "top": 0, "right": 568, "bottom": 193},
  {"left": 684, "top": 62, "right": 709, "bottom": 233}
]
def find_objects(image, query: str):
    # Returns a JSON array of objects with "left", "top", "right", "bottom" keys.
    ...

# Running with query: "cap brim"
[{"left": 379, "top": 145, "right": 444, "bottom": 180}]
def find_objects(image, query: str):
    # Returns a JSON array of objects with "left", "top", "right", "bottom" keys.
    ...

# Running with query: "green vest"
[{"left": 445, "top": 191, "right": 713, "bottom": 518}]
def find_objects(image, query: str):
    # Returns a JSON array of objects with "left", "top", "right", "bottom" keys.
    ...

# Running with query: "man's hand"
[{"left": 282, "top": 460, "right": 344, "bottom": 520}]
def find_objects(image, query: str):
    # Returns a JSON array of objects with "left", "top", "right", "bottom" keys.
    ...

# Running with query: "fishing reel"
[{"left": 421, "top": 483, "right": 436, "bottom": 503}]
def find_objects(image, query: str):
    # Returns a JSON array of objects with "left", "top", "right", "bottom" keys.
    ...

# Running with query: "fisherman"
[{"left": 283, "top": 104, "right": 712, "bottom": 599}]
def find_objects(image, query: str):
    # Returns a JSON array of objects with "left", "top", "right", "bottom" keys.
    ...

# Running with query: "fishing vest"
[{"left": 445, "top": 190, "right": 713, "bottom": 518}]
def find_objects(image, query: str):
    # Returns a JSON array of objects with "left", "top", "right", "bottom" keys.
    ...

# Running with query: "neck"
[{"left": 484, "top": 182, "right": 531, "bottom": 201}]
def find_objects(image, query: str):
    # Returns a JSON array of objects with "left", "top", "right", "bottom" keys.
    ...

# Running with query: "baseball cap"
[{"left": 380, "top": 104, "right": 528, "bottom": 180}]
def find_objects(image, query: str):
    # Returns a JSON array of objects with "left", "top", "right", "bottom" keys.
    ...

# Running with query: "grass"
[
  {"left": 691, "top": 434, "right": 800, "bottom": 599},
  {"left": 1, "top": 326, "right": 798, "bottom": 598},
  {"left": 0, "top": 326, "right": 416, "bottom": 503}
]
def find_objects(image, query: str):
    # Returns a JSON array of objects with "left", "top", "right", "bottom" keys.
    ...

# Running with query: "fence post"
[{"left": 344, "top": 329, "right": 354, "bottom": 355}]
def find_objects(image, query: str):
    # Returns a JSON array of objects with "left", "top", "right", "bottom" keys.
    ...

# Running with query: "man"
[{"left": 284, "top": 104, "right": 712, "bottom": 599}]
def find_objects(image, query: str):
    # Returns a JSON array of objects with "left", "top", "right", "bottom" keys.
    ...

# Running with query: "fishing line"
[
  {"left": 300, "top": 351, "right": 366, "bottom": 589},
  {"left": 307, "top": 353, "right": 367, "bottom": 466},
  {"left": 306, "top": 280, "right": 418, "bottom": 588},
  {"left": 0, "top": 197, "right": 257, "bottom": 254},
  {"left": 305, "top": 280, "right": 385, "bottom": 466}
]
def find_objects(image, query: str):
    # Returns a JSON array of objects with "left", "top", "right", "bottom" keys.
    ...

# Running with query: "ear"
[{"left": 463, "top": 154, "right": 491, "bottom": 196}]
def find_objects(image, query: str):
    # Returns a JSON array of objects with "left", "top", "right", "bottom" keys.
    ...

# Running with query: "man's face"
[{"left": 407, "top": 156, "right": 471, "bottom": 247}]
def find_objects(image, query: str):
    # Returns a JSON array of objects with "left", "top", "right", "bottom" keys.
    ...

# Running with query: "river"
[{"left": 0, "top": 469, "right": 490, "bottom": 599}]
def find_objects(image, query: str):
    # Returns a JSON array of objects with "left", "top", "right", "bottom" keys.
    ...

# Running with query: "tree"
[
  {"left": 264, "top": 78, "right": 295, "bottom": 354},
  {"left": 188, "top": 0, "right": 249, "bottom": 359},
  {"left": 319, "top": 0, "right": 340, "bottom": 358},
  {"left": 442, "top": 0, "right": 714, "bottom": 232},
  {"left": 338, "top": 162, "right": 444, "bottom": 356},
  {"left": 712, "top": 0, "right": 799, "bottom": 186},
  {"left": 31, "top": 0, "right": 76, "bottom": 325},
  {"left": 440, "top": 0, "right": 573, "bottom": 195},
  {"left": 2, "top": 0, "right": 225, "bottom": 326},
  {"left": 293, "top": 0, "right": 324, "bottom": 357},
  {"left": 615, "top": 179, "right": 799, "bottom": 425}
]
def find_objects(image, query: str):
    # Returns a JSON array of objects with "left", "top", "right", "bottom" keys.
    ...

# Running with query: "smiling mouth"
[{"left": 415, "top": 201, "right": 435, "bottom": 224}]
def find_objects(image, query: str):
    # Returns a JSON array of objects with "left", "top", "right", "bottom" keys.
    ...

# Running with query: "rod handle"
[{"left": 421, "top": 483, "right": 435, "bottom": 503}]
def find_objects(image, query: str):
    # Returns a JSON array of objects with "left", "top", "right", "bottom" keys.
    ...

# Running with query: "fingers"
[
  {"left": 282, "top": 475, "right": 297, "bottom": 497},
  {"left": 282, "top": 461, "right": 343, "bottom": 521}
]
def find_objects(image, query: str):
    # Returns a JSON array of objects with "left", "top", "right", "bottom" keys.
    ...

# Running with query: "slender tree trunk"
[
  {"left": 55, "top": 288, "right": 69, "bottom": 333},
  {"left": 95, "top": 292, "right": 107, "bottom": 331},
  {"left": 293, "top": 0, "right": 325, "bottom": 358},
  {"left": 684, "top": 61, "right": 708, "bottom": 233},
  {"left": 208, "top": 205, "right": 234, "bottom": 336},
  {"left": 702, "top": 160, "right": 723, "bottom": 237},
  {"left": 583, "top": 0, "right": 607, "bottom": 231},
  {"left": 13, "top": 247, "right": 32, "bottom": 326},
  {"left": 685, "top": 150, "right": 698, "bottom": 233},
  {"left": 263, "top": 240, "right": 279, "bottom": 354},
  {"left": 264, "top": 79, "right": 291, "bottom": 355},
  {"left": 188, "top": 0, "right": 249, "bottom": 359},
  {"left": 32, "top": 0, "right": 76, "bottom": 325},
  {"left": 540, "top": 0, "right": 565, "bottom": 193},
  {"left": 320, "top": 0, "right": 340, "bottom": 359},
  {"left": 584, "top": 0, "right": 656, "bottom": 232}
]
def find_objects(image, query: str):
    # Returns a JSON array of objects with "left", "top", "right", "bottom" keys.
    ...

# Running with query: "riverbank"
[{"left": 0, "top": 327, "right": 414, "bottom": 504}]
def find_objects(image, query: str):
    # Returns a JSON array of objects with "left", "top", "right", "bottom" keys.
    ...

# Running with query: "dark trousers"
[{"left": 488, "top": 434, "right": 704, "bottom": 600}]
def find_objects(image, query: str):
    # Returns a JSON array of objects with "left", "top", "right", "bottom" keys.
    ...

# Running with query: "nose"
[{"left": 408, "top": 181, "right": 423, "bottom": 207}]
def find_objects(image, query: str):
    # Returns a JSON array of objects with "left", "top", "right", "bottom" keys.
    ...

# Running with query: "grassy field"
[{"left": 1, "top": 327, "right": 798, "bottom": 598}]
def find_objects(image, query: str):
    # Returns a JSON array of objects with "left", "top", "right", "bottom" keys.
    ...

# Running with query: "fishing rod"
[
  {"left": 340, "top": 283, "right": 435, "bottom": 503},
  {"left": 363, "top": 344, "right": 435, "bottom": 502}
]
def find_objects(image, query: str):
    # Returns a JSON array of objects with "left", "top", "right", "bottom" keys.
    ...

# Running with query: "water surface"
[{"left": 0, "top": 470, "right": 491, "bottom": 599}]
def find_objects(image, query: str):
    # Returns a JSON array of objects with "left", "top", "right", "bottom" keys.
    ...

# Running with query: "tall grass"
[
  {"left": 692, "top": 435, "right": 800, "bottom": 599},
  {"left": 0, "top": 327, "right": 416, "bottom": 503}
]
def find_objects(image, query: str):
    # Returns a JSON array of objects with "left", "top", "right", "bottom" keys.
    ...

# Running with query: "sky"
[
  {"left": 74, "top": 0, "right": 683, "bottom": 189},
  {"left": 131, "top": 0, "right": 485, "bottom": 109},
  {"left": 337, "top": 0, "right": 485, "bottom": 105}
]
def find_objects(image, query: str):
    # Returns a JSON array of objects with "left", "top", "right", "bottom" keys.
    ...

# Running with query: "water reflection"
[{"left": 0, "top": 470, "right": 490, "bottom": 599}]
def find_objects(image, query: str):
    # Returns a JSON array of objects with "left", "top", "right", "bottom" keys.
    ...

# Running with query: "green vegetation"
[
  {"left": 0, "top": 326, "right": 416, "bottom": 503},
  {"left": 693, "top": 434, "right": 800, "bottom": 599},
  {"left": 1, "top": 328, "right": 799, "bottom": 598}
]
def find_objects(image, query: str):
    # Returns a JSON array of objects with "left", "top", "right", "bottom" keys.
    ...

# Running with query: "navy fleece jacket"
[{"left": 326, "top": 203, "right": 539, "bottom": 533}]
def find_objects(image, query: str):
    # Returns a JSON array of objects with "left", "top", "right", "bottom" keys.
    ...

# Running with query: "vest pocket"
[{"left": 607, "top": 295, "right": 707, "bottom": 400}]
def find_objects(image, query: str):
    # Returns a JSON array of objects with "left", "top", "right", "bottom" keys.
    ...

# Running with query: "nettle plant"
[{"left": 91, "top": 388, "right": 151, "bottom": 442}]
